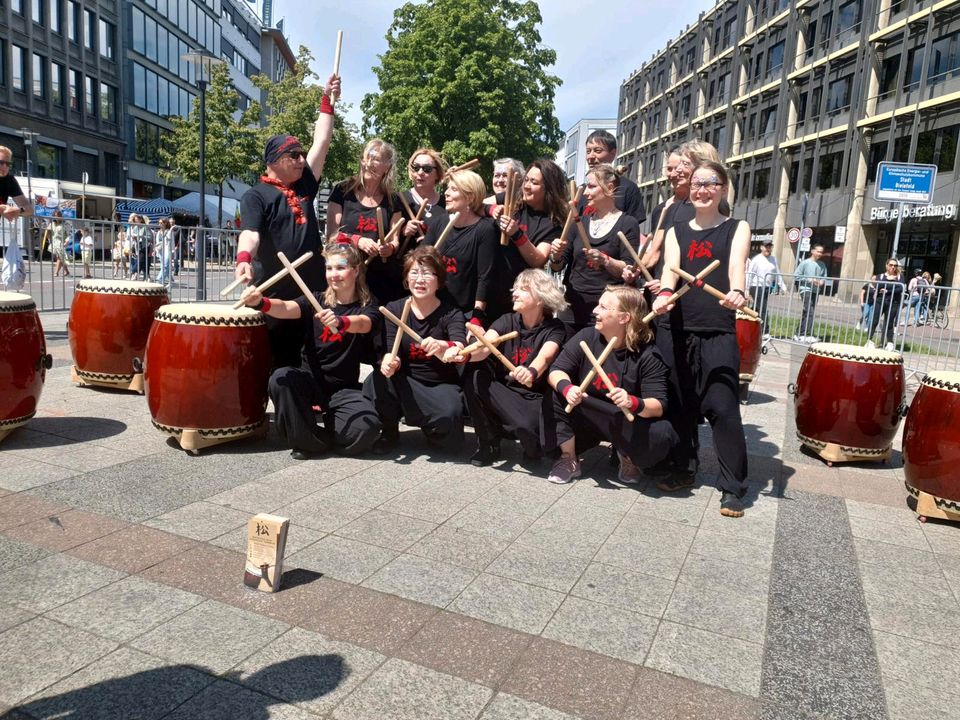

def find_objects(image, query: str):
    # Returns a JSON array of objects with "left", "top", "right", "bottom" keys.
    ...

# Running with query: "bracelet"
[
  {"left": 556, "top": 379, "right": 573, "bottom": 398},
  {"left": 237, "top": 251, "right": 253, "bottom": 264},
  {"left": 732, "top": 288, "right": 745, "bottom": 297},
  {"left": 528, "top": 366, "right": 539, "bottom": 383},
  {"left": 319, "top": 94, "right": 335, "bottom": 115}
]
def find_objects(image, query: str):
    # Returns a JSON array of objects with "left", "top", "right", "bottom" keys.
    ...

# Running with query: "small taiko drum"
[
  {"left": 903, "top": 371, "right": 960, "bottom": 521},
  {"left": 736, "top": 310, "right": 762, "bottom": 383},
  {"left": 0, "top": 292, "right": 51, "bottom": 442},
  {"left": 793, "top": 342, "right": 905, "bottom": 464},
  {"left": 144, "top": 303, "right": 270, "bottom": 453},
  {"left": 68, "top": 279, "right": 168, "bottom": 392}
]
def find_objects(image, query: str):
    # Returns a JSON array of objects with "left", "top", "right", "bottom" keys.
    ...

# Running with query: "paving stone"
[
  {"left": 571, "top": 562, "right": 675, "bottom": 618},
  {"left": 445, "top": 505, "right": 537, "bottom": 542},
  {"left": 143, "top": 501, "right": 250, "bottom": 542},
  {"left": 468, "top": 480, "right": 566, "bottom": 518},
  {"left": 664, "top": 578, "right": 768, "bottom": 644},
  {"left": 873, "top": 630, "right": 960, "bottom": 697},
  {"left": 19, "top": 646, "right": 214, "bottom": 720},
  {"left": 128, "top": 599, "right": 288, "bottom": 674},
  {"left": 485, "top": 542, "right": 590, "bottom": 593},
  {"left": 853, "top": 536, "right": 944, "bottom": 576},
  {"left": 677, "top": 554, "right": 772, "bottom": 597},
  {"left": 46, "top": 575, "right": 204, "bottom": 642},
  {"left": 336, "top": 508, "right": 437, "bottom": 551},
  {"left": 3, "top": 508, "right": 129, "bottom": 552},
  {"left": 330, "top": 657, "right": 492, "bottom": 720},
  {"left": 845, "top": 498, "right": 918, "bottom": 527},
  {"left": 450, "top": 573, "right": 565, "bottom": 634},
  {"left": 883, "top": 676, "right": 960, "bottom": 720},
  {"left": 480, "top": 693, "right": 580, "bottom": 719},
  {"left": 204, "top": 476, "right": 334, "bottom": 514},
  {"left": 273, "top": 493, "right": 369, "bottom": 532},
  {"left": 210, "top": 522, "right": 324, "bottom": 556},
  {"left": 0, "top": 459, "right": 81, "bottom": 491},
  {"left": 285, "top": 534, "right": 398, "bottom": 584},
  {"left": 65, "top": 524, "right": 198, "bottom": 574},
  {"left": 922, "top": 521, "right": 960, "bottom": 557},
  {"left": 235, "top": 626, "right": 385, "bottom": 715},
  {"left": 0, "top": 618, "right": 117, "bottom": 706},
  {"left": 407, "top": 525, "right": 509, "bottom": 572},
  {"left": 690, "top": 526, "right": 775, "bottom": 569},
  {"left": 622, "top": 667, "right": 761, "bottom": 719},
  {"left": 863, "top": 590, "right": 960, "bottom": 651},
  {"left": 0, "top": 602, "right": 34, "bottom": 633},
  {"left": 859, "top": 561, "right": 960, "bottom": 613},
  {"left": 542, "top": 595, "right": 658, "bottom": 665},
  {"left": 0, "top": 553, "right": 126, "bottom": 613},
  {"left": 0, "top": 494, "right": 71, "bottom": 530},
  {"left": 362, "top": 554, "right": 476, "bottom": 607},
  {"left": 847, "top": 515, "right": 930, "bottom": 551},
  {"left": 161, "top": 678, "right": 318, "bottom": 720},
  {"left": 593, "top": 526, "right": 692, "bottom": 582},
  {"left": 0, "top": 535, "right": 52, "bottom": 573}
]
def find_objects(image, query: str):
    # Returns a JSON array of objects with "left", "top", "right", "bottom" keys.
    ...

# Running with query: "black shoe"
[
  {"left": 608, "top": 445, "right": 619, "bottom": 467},
  {"left": 656, "top": 474, "right": 696, "bottom": 493},
  {"left": 290, "top": 449, "right": 311, "bottom": 461},
  {"left": 470, "top": 440, "right": 501, "bottom": 467},
  {"left": 645, "top": 458, "right": 674, "bottom": 478},
  {"left": 720, "top": 491, "right": 745, "bottom": 517},
  {"left": 372, "top": 426, "right": 399, "bottom": 455}
]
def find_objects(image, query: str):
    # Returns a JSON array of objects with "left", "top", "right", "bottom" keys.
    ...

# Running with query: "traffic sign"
[
  {"left": 875, "top": 162, "right": 937, "bottom": 204},
  {"left": 787, "top": 227, "right": 801, "bottom": 243},
  {"left": 799, "top": 237, "right": 811, "bottom": 252},
  {"left": 801, "top": 227, "right": 813, "bottom": 238}
]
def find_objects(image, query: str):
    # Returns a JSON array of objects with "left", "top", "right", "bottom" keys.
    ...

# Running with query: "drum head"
[
  {"left": 154, "top": 303, "right": 265, "bottom": 327},
  {"left": 0, "top": 291, "right": 36, "bottom": 311},
  {"left": 922, "top": 371, "right": 960, "bottom": 392},
  {"left": 808, "top": 342, "right": 902, "bottom": 364},
  {"left": 75, "top": 279, "right": 167, "bottom": 296},
  {"left": 736, "top": 310, "right": 761, "bottom": 323}
]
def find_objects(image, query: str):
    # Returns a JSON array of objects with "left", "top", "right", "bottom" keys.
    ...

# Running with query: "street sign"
[
  {"left": 875, "top": 162, "right": 937, "bottom": 204},
  {"left": 787, "top": 227, "right": 801, "bottom": 243},
  {"left": 801, "top": 227, "right": 813, "bottom": 238},
  {"left": 834, "top": 226, "right": 846, "bottom": 244},
  {"left": 799, "top": 237, "right": 811, "bottom": 252}
]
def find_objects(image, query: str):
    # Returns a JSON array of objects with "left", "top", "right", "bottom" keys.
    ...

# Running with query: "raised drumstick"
[
  {"left": 333, "top": 31, "right": 343, "bottom": 74},
  {"left": 466, "top": 323, "right": 527, "bottom": 384},
  {"left": 432, "top": 212, "right": 460, "bottom": 253},
  {"left": 380, "top": 304, "right": 424, "bottom": 344},
  {"left": 398, "top": 192, "right": 416, "bottom": 221},
  {"left": 276, "top": 251, "right": 325, "bottom": 318},
  {"left": 641, "top": 259, "right": 721, "bottom": 323},
  {"left": 558, "top": 186, "right": 584, "bottom": 245},
  {"left": 565, "top": 336, "right": 617, "bottom": 413},
  {"left": 500, "top": 167, "right": 516, "bottom": 246},
  {"left": 232, "top": 251, "right": 314, "bottom": 309},
  {"left": 220, "top": 275, "right": 246, "bottom": 297},
  {"left": 580, "top": 341, "right": 634, "bottom": 422},
  {"left": 672, "top": 266, "right": 760, "bottom": 319},
  {"left": 618, "top": 231, "right": 653, "bottom": 282},
  {"left": 444, "top": 158, "right": 480, "bottom": 179},
  {"left": 459, "top": 330, "right": 519, "bottom": 356},
  {"left": 375, "top": 207, "right": 387, "bottom": 263},
  {"left": 385, "top": 297, "right": 412, "bottom": 362}
]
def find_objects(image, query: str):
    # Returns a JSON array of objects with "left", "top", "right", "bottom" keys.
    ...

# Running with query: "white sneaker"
[
  {"left": 854, "top": 322, "right": 862, "bottom": 331},
  {"left": 885, "top": 342, "right": 895, "bottom": 351},
  {"left": 792, "top": 335, "right": 803, "bottom": 342},
  {"left": 865, "top": 340, "right": 876, "bottom": 349}
]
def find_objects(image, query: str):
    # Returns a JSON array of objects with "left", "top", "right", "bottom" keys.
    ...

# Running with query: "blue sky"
[{"left": 272, "top": 0, "right": 713, "bottom": 138}]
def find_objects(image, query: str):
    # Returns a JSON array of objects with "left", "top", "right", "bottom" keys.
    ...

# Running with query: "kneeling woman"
[
  {"left": 463, "top": 269, "right": 567, "bottom": 465},
  {"left": 239, "top": 242, "right": 382, "bottom": 459},
  {"left": 364, "top": 246, "right": 467, "bottom": 452},
  {"left": 545, "top": 285, "right": 677, "bottom": 484}
]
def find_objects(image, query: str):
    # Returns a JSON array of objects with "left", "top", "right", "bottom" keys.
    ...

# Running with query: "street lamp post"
[
  {"left": 182, "top": 49, "right": 223, "bottom": 300},
  {"left": 18, "top": 128, "right": 39, "bottom": 202}
]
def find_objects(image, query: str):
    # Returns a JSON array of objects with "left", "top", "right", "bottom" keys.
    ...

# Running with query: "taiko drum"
[
  {"left": 736, "top": 310, "right": 762, "bottom": 382},
  {"left": 0, "top": 292, "right": 50, "bottom": 438},
  {"left": 793, "top": 342, "right": 905, "bottom": 463},
  {"left": 903, "top": 371, "right": 960, "bottom": 514}
]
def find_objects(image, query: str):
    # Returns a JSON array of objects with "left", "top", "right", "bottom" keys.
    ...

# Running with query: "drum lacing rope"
[
  {"left": 0, "top": 412, "right": 36, "bottom": 428},
  {"left": 0, "top": 302, "right": 36, "bottom": 313},
  {"left": 154, "top": 311, "right": 265, "bottom": 327},
  {"left": 151, "top": 418, "right": 265, "bottom": 437},
  {"left": 922, "top": 375, "right": 960, "bottom": 393},
  {"left": 808, "top": 348, "right": 904, "bottom": 365},
  {"left": 77, "top": 284, "right": 168, "bottom": 297}
]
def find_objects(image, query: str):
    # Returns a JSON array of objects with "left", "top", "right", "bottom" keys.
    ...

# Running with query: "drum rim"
[
  {"left": 807, "top": 342, "right": 903, "bottom": 365},
  {"left": 154, "top": 304, "right": 265, "bottom": 326},
  {"left": 921, "top": 371, "right": 960, "bottom": 393},
  {"left": 0, "top": 291, "right": 36, "bottom": 312},
  {"left": 735, "top": 310, "right": 761, "bottom": 322},
  {"left": 75, "top": 279, "right": 168, "bottom": 296}
]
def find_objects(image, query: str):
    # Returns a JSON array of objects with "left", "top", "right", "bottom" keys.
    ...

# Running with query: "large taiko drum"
[
  {"left": 737, "top": 310, "right": 762, "bottom": 382},
  {"left": 0, "top": 292, "right": 51, "bottom": 442},
  {"left": 793, "top": 342, "right": 905, "bottom": 463},
  {"left": 68, "top": 279, "right": 168, "bottom": 392},
  {"left": 903, "top": 371, "right": 960, "bottom": 520},
  {"left": 144, "top": 303, "right": 270, "bottom": 453}
]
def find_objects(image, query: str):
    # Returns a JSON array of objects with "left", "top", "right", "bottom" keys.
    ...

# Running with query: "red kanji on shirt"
[
  {"left": 582, "top": 206, "right": 596, "bottom": 216},
  {"left": 687, "top": 240, "right": 713, "bottom": 262},
  {"left": 318, "top": 326, "right": 343, "bottom": 344},
  {"left": 444, "top": 255, "right": 457, "bottom": 274},
  {"left": 409, "top": 344, "right": 430, "bottom": 361},
  {"left": 356, "top": 216, "right": 378, "bottom": 233},
  {"left": 593, "top": 372, "right": 619, "bottom": 391},
  {"left": 512, "top": 346, "right": 532, "bottom": 365}
]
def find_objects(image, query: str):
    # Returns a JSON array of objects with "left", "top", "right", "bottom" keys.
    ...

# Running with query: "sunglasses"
[
  {"left": 0, "top": 160, "right": 11, "bottom": 167},
  {"left": 410, "top": 163, "right": 436, "bottom": 174},
  {"left": 284, "top": 151, "right": 304, "bottom": 160}
]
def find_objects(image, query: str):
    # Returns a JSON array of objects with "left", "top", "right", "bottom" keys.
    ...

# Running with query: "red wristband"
[
  {"left": 468, "top": 316, "right": 484, "bottom": 327},
  {"left": 629, "top": 395, "right": 641, "bottom": 413},
  {"left": 561, "top": 384, "right": 575, "bottom": 400},
  {"left": 337, "top": 315, "right": 351, "bottom": 331},
  {"left": 658, "top": 290, "right": 674, "bottom": 297},
  {"left": 320, "top": 94, "right": 334, "bottom": 115},
  {"left": 446, "top": 340, "right": 456, "bottom": 347},
  {"left": 237, "top": 251, "right": 252, "bottom": 264},
  {"left": 485, "top": 204, "right": 501, "bottom": 218},
  {"left": 256, "top": 297, "right": 272, "bottom": 313},
  {"left": 515, "top": 233, "right": 529, "bottom": 247}
]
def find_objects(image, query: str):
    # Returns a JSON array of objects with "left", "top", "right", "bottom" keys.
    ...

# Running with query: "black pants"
[
  {"left": 363, "top": 370, "right": 464, "bottom": 447},
  {"left": 656, "top": 328, "right": 748, "bottom": 496},
  {"left": 752, "top": 286, "right": 771, "bottom": 334},
  {"left": 869, "top": 295, "right": 898, "bottom": 345},
  {"left": 462, "top": 363, "right": 547, "bottom": 456},
  {"left": 270, "top": 367, "right": 381, "bottom": 454},
  {"left": 265, "top": 315, "right": 305, "bottom": 370},
  {"left": 543, "top": 391, "right": 676, "bottom": 468},
  {"left": 796, "top": 291, "right": 818, "bottom": 337}
]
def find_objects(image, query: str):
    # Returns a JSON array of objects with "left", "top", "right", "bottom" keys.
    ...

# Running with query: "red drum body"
[
  {"left": 736, "top": 311, "right": 762, "bottom": 382},
  {"left": 793, "top": 342, "right": 904, "bottom": 463},
  {"left": 0, "top": 292, "right": 50, "bottom": 439},
  {"left": 144, "top": 303, "right": 270, "bottom": 452},
  {"left": 903, "top": 371, "right": 960, "bottom": 517},
  {"left": 68, "top": 280, "right": 168, "bottom": 391}
]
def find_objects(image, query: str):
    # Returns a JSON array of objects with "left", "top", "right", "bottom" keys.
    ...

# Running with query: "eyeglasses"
[
  {"left": 886, "top": 263, "right": 899, "bottom": 268},
  {"left": 284, "top": 151, "right": 304, "bottom": 161},
  {"left": 408, "top": 269, "right": 437, "bottom": 279},
  {"left": 410, "top": 163, "right": 436, "bottom": 174},
  {"left": 0, "top": 160, "right": 11, "bottom": 167},
  {"left": 691, "top": 180, "right": 723, "bottom": 190},
  {"left": 493, "top": 172, "right": 509, "bottom": 179}
]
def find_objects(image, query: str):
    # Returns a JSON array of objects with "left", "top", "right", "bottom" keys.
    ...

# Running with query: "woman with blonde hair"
[
  {"left": 49, "top": 211, "right": 70, "bottom": 277},
  {"left": 400, "top": 147, "right": 449, "bottom": 246},
  {"left": 239, "top": 241, "right": 381, "bottom": 459},
  {"left": 463, "top": 268, "right": 568, "bottom": 465},
  {"left": 545, "top": 284, "right": 676, "bottom": 484}
]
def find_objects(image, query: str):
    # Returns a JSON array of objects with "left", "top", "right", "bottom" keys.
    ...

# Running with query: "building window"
[
  {"left": 753, "top": 168, "right": 770, "bottom": 198},
  {"left": 930, "top": 31, "right": 960, "bottom": 85},
  {"left": 67, "top": 1, "right": 79, "bottom": 42},
  {"left": 827, "top": 74, "right": 852, "bottom": 112},
  {"left": 12, "top": 0, "right": 24, "bottom": 14},
  {"left": 915, "top": 125, "right": 958, "bottom": 172},
  {"left": 867, "top": 141, "right": 888, "bottom": 182},
  {"left": 817, "top": 151, "right": 844, "bottom": 189},
  {"left": 84, "top": 74, "right": 96, "bottom": 115},
  {"left": 766, "top": 40, "right": 785, "bottom": 76},
  {"left": 51, "top": 0, "right": 61, "bottom": 32},
  {"left": 83, "top": 9, "right": 95, "bottom": 50},
  {"left": 31, "top": 53, "right": 44, "bottom": 98},
  {"left": 51, "top": 61, "right": 63, "bottom": 104},
  {"left": 906, "top": 47, "right": 925, "bottom": 90},
  {"left": 819, "top": 12, "right": 833, "bottom": 47},
  {"left": 32, "top": 0, "right": 44, "bottom": 24},
  {"left": 100, "top": 82, "right": 117, "bottom": 122},
  {"left": 68, "top": 68, "right": 80, "bottom": 110},
  {"left": 837, "top": 0, "right": 861, "bottom": 35},
  {"left": 99, "top": 19, "right": 115, "bottom": 60},
  {"left": 12, "top": 45, "right": 25, "bottom": 92},
  {"left": 879, "top": 55, "right": 900, "bottom": 97},
  {"left": 35, "top": 143, "right": 60, "bottom": 178},
  {"left": 760, "top": 106, "right": 777, "bottom": 139}
]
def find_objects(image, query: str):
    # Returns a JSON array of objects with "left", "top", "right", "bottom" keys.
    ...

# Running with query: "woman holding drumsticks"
[
  {"left": 400, "top": 147, "right": 449, "bottom": 247},
  {"left": 544, "top": 285, "right": 676, "bottom": 485},
  {"left": 651, "top": 160, "right": 750, "bottom": 517}
]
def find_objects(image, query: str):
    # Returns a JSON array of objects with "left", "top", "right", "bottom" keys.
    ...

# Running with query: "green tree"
[
  {"left": 159, "top": 63, "right": 260, "bottom": 227},
  {"left": 252, "top": 45, "right": 362, "bottom": 184},
  {"left": 361, "top": 0, "right": 562, "bottom": 179}
]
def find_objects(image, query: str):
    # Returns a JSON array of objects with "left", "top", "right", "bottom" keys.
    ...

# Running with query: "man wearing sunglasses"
[
  {"left": 0, "top": 146, "right": 33, "bottom": 222},
  {"left": 236, "top": 74, "right": 340, "bottom": 367}
]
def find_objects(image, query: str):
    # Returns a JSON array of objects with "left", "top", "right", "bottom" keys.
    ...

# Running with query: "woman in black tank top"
[{"left": 651, "top": 161, "right": 752, "bottom": 518}]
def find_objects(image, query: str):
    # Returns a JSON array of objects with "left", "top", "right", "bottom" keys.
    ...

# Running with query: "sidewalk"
[{"left": 0, "top": 324, "right": 957, "bottom": 719}]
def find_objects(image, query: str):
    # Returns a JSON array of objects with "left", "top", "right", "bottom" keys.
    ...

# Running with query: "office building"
[{"left": 558, "top": 118, "right": 617, "bottom": 185}]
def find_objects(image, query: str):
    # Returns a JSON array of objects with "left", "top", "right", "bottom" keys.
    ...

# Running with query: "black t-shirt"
[
  {"left": 0, "top": 175, "right": 25, "bottom": 202},
  {"left": 562, "top": 213, "right": 639, "bottom": 306},
  {"left": 663, "top": 217, "right": 742, "bottom": 333},
  {"left": 488, "top": 313, "right": 566, "bottom": 390},
  {"left": 578, "top": 175, "right": 646, "bottom": 225},
  {"left": 424, "top": 218, "right": 497, "bottom": 312},
  {"left": 330, "top": 183, "right": 401, "bottom": 240},
  {"left": 295, "top": 294, "right": 380, "bottom": 391},
  {"left": 383, "top": 297, "right": 466, "bottom": 385},
  {"left": 552, "top": 327, "right": 669, "bottom": 407},
  {"left": 651, "top": 199, "right": 696, "bottom": 279},
  {"left": 871, "top": 273, "right": 906, "bottom": 307},
  {"left": 240, "top": 167, "right": 322, "bottom": 300}
]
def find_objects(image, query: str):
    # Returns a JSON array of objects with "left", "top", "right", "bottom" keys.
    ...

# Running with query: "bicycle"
[{"left": 932, "top": 305, "right": 950, "bottom": 329}]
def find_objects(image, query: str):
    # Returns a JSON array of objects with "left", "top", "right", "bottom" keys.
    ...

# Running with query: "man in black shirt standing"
[
  {"left": 236, "top": 75, "right": 340, "bottom": 367},
  {"left": 0, "top": 145, "right": 34, "bottom": 221},
  {"left": 576, "top": 130, "right": 645, "bottom": 226}
]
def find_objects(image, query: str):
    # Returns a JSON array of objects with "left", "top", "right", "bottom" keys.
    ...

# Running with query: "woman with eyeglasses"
[
  {"left": 424, "top": 170, "right": 497, "bottom": 325},
  {"left": 363, "top": 245, "right": 468, "bottom": 453},
  {"left": 549, "top": 163, "right": 639, "bottom": 336},
  {"left": 327, "top": 138, "right": 405, "bottom": 302},
  {"left": 400, "top": 148, "right": 449, "bottom": 247},
  {"left": 463, "top": 269, "right": 567, "bottom": 466},
  {"left": 652, "top": 160, "right": 751, "bottom": 518}
]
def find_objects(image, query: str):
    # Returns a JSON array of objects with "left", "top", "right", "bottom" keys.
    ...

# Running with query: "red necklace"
[{"left": 261, "top": 175, "right": 306, "bottom": 225}]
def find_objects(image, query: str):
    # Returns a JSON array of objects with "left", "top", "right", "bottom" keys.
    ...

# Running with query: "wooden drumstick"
[
  {"left": 220, "top": 275, "right": 246, "bottom": 297},
  {"left": 276, "top": 251, "right": 325, "bottom": 316},
  {"left": 641, "top": 259, "right": 720, "bottom": 323},
  {"left": 375, "top": 207, "right": 387, "bottom": 263},
  {"left": 232, "top": 251, "right": 314, "bottom": 309},
  {"left": 671, "top": 266, "right": 761, "bottom": 319},
  {"left": 365, "top": 218, "right": 405, "bottom": 266},
  {"left": 559, "top": 186, "right": 584, "bottom": 244},
  {"left": 618, "top": 231, "right": 653, "bottom": 282},
  {"left": 398, "top": 192, "right": 416, "bottom": 221},
  {"left": 396, "top": 202, "right": 430, "bottom": 258},
  {"left": 458, "top": 330, "right": 518, "bottom": 356},
  {"left": 433, "top": 212, "right": 460, "bottom": 253},
  {"left": 580, "top": 341, "right": 634, "bottom": 422},
  {"left": 500, "top": 168, "right": 516, "bottom": 246},
  {"left": 575, "top": 219, "right": 591, "bottom": 252},
  {"left": 565, "top": 336, "right": 617, "bottom": 413},
  {"left": 444, "top": 158, "right": 480, "bottom": 179},
  {"left": 466, "top": 323, "right": 520, "bottom": 377},
  {"left": 385, "top": 297, "right": 412, "bottom": 362},
  {"left": 333, "top": 31, "right": 343, "bottom": 75},
  {"left": 380, "top": 304, "right": 424, "bottom": 344}
]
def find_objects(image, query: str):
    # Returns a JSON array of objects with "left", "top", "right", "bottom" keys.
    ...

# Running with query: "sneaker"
[
  {"left": 720, "top": 491, "right": 745, "bottom": 517},
  {"left": 864, "top": 340, "right": 876, "bottom": 349},
  {"left": 792, "top": 334, "right": 803, "bottom": 342},
  {"left": 884, "top": 341, "right": 895, "bottom": 351},
  {"left": 854, "top": 322, "right": 862, "bottom": 331},
  {"left": 617, "top": 453, "right": 643, "bottom": 485},
  {"left": 470, "top": 440, "right": 501, "bottom": 467},
  {"left": 656, "top": 474, "right": 695, "bottom": 492},
  {"left": 290, "top": 449, "right": 311, "bottom": 461},
  {"left": 547, "top": 457, "right": 581, "bottom": 484},
  {"left": 372, "top": 426, "right": 399, "bottom": 454}
]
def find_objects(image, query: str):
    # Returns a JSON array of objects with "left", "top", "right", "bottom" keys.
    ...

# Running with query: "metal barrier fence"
[
  {"left": 0, "top": 218, "right": 242, "bottom": 311},
  {"left": 749, "top": 271, "right": 960, "bottom": 381}
]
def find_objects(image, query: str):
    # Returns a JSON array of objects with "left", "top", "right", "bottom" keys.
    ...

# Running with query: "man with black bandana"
[{"left": 236, "top": 74, "right": 340, "bottom": 367}]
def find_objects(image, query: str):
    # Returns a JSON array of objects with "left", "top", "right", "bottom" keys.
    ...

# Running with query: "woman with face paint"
[{"left": 239, "top": 242, "right": 382, "bottom": 459}]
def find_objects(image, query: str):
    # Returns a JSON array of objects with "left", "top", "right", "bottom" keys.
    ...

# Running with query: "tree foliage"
[
  {"left": 361, "top": 0, "right": 562, "bottom": 180},
  {"left": 252, "top": 45, "right": 362, "bottom": 184}
]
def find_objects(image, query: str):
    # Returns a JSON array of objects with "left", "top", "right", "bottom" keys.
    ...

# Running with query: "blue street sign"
[{"left": 875, "top": 162, "right": 937, "bottom": 204}]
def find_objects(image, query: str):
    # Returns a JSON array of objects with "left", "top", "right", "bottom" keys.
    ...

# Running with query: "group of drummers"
[{"left": 233, "top": 75, "right": 753, "bottom": 518}]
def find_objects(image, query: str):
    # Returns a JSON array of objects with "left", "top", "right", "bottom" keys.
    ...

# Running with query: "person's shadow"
[{"left": 3, "top": 654, "right": 347, "bottom": 719}]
